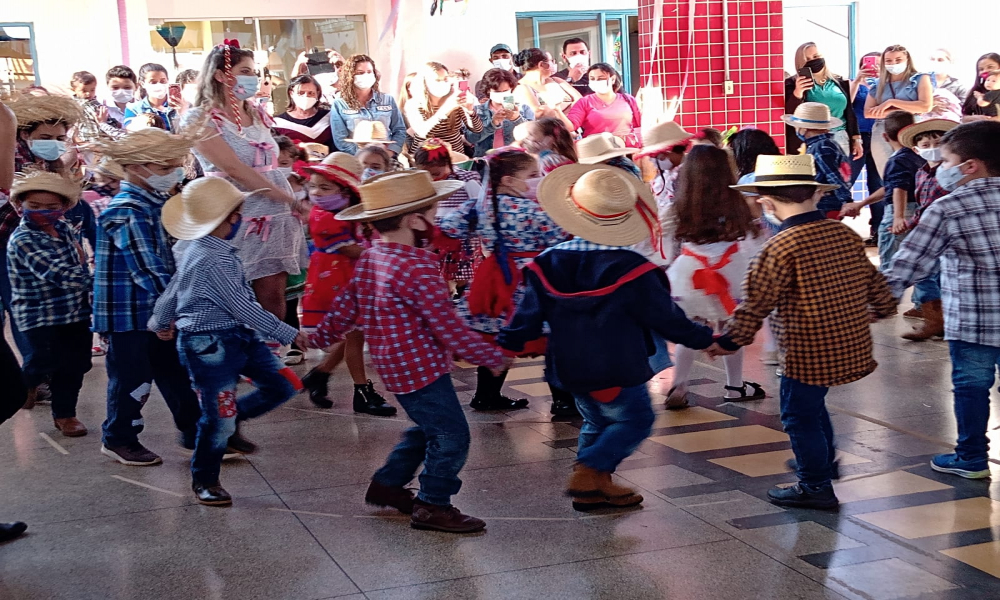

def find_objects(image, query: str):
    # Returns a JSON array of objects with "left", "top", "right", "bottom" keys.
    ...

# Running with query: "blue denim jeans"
[
  {"left": 22, "top": 321, "right": 92, "bottom": 419},
  {"left": 779, "top": 377, "right": 835, "bottom": 489},
  {"left": 102, "top": 331, "right": 201, "bottom": 448},
  {"left": 912, "top": 264, "right": 942, "bottom": 305},
  {"left": 177, "top": 328, "right": 296, "bottom": 484},
  {"left": 573, "top": 384, "right": 656, "bottom": 473},
  {"left": 373, "top": 375, "right": 471, "bottom": 506},
  {"left": 877, "top": 203, "right": 916, "bottom": 273},
  {"left": 947, "top": 341, "right": 1000, "bottom": 467}
]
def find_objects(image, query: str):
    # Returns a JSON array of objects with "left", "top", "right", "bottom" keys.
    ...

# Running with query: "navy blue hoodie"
[{"left": 497, "top": 246, "right": 716, "bottom": 394}]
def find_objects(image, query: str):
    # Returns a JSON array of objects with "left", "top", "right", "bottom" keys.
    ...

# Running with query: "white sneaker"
[
  {"left": 761, "top": 351, "right": 779, "bottom": 366},
  {"left": 283, "top": 349, "right": 305, "bottom": 366}
]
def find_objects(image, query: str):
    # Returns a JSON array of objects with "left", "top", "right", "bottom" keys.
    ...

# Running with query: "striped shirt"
[
  {"left": 6, "top": 218, "right": 92, "bottom": 331},
  {"left": 406, "top": 104, "right": 483, "bottom": 154},
  {"left": 150, "top": 235, "right": 298, "bottom": 345}
]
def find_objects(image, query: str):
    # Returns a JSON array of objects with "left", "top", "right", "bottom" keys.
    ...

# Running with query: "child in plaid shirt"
[{"left": 716, "top": 155, "right": 896, "bottom": 510}]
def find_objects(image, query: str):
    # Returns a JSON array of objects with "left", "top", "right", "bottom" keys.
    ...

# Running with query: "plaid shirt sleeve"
[
  {"left": 207, "top": 262, "right": 299, "bottom": 345},
  {"left": 885, "top": 202, "right": 949, "bottom": 300},
  {"left": 812, "top": 142, "right": 853, "bottom": 204},
  {"left": 723, "top": 245, "right": 792, "bottom": 348},
  {"left": 106, "top": 212, "right": 173, "bottom": 296},
  {"left": 311, "top": 279, "right": 359, "bottom": 349},
  {"left": 8, "top": 229, "right": 90, "bottom": 290}
]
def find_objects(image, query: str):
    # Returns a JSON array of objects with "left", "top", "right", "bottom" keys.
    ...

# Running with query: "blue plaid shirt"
[
  {"left": 6, "top": 217, "right": 92, "bottom": 331},
  {"left": 92, "top": 182, "right": 175, "bottom": 333},
  {"left": 150, "top": 235, "right": 298, "bottom": 345},
  {"left": 804, "top": 133, "right": 853, "bottom": 212}
]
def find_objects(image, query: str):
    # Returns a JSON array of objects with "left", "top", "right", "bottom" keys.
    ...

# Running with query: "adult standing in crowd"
[
  {"left": 474, "top": 43, "right": 521, "bottom": 101},
  {"left": 183, "top": 42, "right": 306, "bottom": 343},
  {"left": 864, "top": 45, "right": 934, "bottom": 176},
  {"left": 404, "top": 61, "right": 483, "bottom": 155},
  {"left": 554, "top": 38, "right": 594, "bottom": 97},
  {"left": 513, "top": 48, "right": 579, "bottom": 130},
  {"left": 850, "top": 52, "right": 885, "bottom": 246},
  {"left": 330, "top": 54, "right": 406, "bottom": 156},
  {"left": 928, "top": 49, "right": 968, "bottom": 102},
  {"left": 565, "top": 63, "right": 641, "bottom": 146},
  {"left": 962, "top": 53, "right": 1000, "bottom": 120},
  {"left": 785, "top": 42, "right": 861, "bottom": 159},
  {"left": 273, "top": 75, "right": 335, "bottom": 153},
  {"left": 467, "top": 68, "right": 534, "bottom": 157}
]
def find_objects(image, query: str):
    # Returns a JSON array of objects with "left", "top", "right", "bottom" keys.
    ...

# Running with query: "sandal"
[
  {"left": 724, "top": 381, "right": 765, "bottom": 402},
  {"left": 665, "top": 386, "right": 689, "bottom": 410}
]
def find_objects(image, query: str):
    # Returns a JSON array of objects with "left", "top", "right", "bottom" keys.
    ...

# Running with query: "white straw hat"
[
  {"left": 344, "top": 120, "right": 391, "bottom": 145},
  {"left": 781, "top": 102, "right": 843, "bottom": 130},
  {"left": 577, "top": 132, "right": 637, "bottom": 164},
  {"left": 162, "top": 178, "right": 265, "bottom": 240},
  {"left": 636, "top": 121, "right": 693, "bottom": 158},
  {"left": 336, "top": 170, "right": 462, "bottom": 222},
  {"left": 730, "top": 154, "right": 839, "bottom": 193},
  {"left": 536, "top": 164, "right": 658, "bottom": 247}
]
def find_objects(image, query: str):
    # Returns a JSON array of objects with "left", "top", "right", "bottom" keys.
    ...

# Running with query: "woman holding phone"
[
  {"left": 403, "top": 61, "right": 483, "bottom": 155},
  {"left": 784, "top": 42, "right": 861, "bottom": 158},
  {"left": 467, "top": 68, "right": 534, "bottom": 157}
]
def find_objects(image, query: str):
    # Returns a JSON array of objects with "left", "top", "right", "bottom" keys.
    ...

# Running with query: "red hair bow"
[
  {"left": 292, "top": 159, "right": 311, "bottom": 180},
  {"left": 223, "top": 38, "right": 241, "bottom": 48},
  {"left": 420, "top": 138, "right": 450, "bottom": 162}
]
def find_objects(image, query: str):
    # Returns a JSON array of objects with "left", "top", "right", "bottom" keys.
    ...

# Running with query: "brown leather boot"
[
  {"left": 566, "top": 463, "right": 603, "bottom": 497},
  {"left": 902, "top": 299, "right": 944, "bottom": 341},
  {"left": 596, "top": 471, "right": 641, "bottom": 499},
  {"left": 365, "top": 480, "right": 416, "bottom": 514},
  {"left": 54, "top": 417, "right": 88, "bottom": 437}
]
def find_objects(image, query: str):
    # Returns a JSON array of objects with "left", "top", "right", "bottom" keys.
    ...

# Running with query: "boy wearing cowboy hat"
[
  {"left": 150, "top": 177, "right": 310, "bottom": 506},
  {"left": 782, "top": 102, "right": 853, "bottom": 217},
  {"left": 311, "top": 170, "right": 508, "bottom": 534},
  {"left": 6, "top": 172, "right": 92, "bottom": 437},
  {"left": 497, "top": 164, "right": 719, "bottom": 511},
  {"left": 716, "top": 154, "right": 897, "bottom": 510}
]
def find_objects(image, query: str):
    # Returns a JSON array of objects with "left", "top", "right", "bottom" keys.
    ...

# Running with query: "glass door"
[
  {"left": 783, "top": 3, "right": 857, "bottom": 78},
  {"left": 0, "top": 23, "right": 38, "bottom": 94}
]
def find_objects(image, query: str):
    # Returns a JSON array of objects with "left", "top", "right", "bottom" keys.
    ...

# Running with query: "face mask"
[
  {"left": 795, "top": 129, "right": 808, "bottom": 141},
  {"left": 492, "top": 59, "right": 513, "bottom": 71},
  {"left": 568, "top": 55, "right": 589, "bottom": 68},
  {"left": 426, "top": 80, "right": 453, "bottom": 98},
  {"left": 223, "top": 215, "right": 242, "bottom": 241},
  {"left": 312, "top": 192, "right": 352, "bottom": 212},
  {"left": 232, "top": 75, "right": 259, "bottom": 101},
  {"left": 29, "top": 140, "right": 68, "bottom": 161},
  {"left": 181, "top": 86, "right": 198, "bottom": 105},
  {"left": 145, "top": 83, "right": 168, "bottom": 100},
  {"left": 589, "top": 80, "right": 612, "bottom": 94},
  {"left": 292, "top": 94, "right": 318, "bottom": 110},
  {"left": 489, "top": 91, "right": 510, "bottom": 105},
  {"left": 354, "top": 73, "right": 377, "bottom": 90},
  {"left": 362, "top": 168, "right": 383, "bottom": 181},
  {"left": 918, "top": 147, "right": 942, "bottom": 163},
  {"left": 805, "top": 57, "right": 826, "bottom": 74},
  {"left": 656, "top": 157, "right": 676, "bottom": 171},
  {"left": 89, "top": 182, "right": 118, "bottom": 197},
  {"left": 936, "top": 160, "right": 970, "bottom": 192},
  {"left": 276, "top": 166, "right": 293, "bottom": 178},
  {"left": 23, "top": 208, "right": 65, "bottom": 228},
  {"left": 885, "top": 62, "right": 908, "bottom": 76},
  {"left": 111, "top": 89, "right": 134, "bottom": 104},
  {"left": 315, "top": 72, "right": 339, "bottom": 87},
  {"left": 515, "top": 176, "right": 542, "bottom": 198},
  {"left": 763, "top": 211, "right": 783, "bottom": 227},
  {"left": 412, "top": 215, "right": 435, "bottom": 249},
  {"left": 294, "top": 189, "right": 308, "bottom": 201},
  {"left": 141, "top": 166, "right": 185, "bottom": 193}
]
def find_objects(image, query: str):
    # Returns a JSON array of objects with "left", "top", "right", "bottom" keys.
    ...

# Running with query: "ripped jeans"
[{"left": 177, "top": 328, "right": 296, "bottom": 485}]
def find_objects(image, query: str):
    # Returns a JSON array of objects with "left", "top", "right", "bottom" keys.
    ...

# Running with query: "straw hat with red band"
[
  {"left": 635, "top": 121, "right": 693, "bottom": 159},
  {"left": 162, "top": 177, "right": 267, "bottom": 241},
  {"left": 304, "top": 152, "right": 363, "bottom": 193},
  {"left": 536, "top": 164, "right": 661, "bottom": 249}
]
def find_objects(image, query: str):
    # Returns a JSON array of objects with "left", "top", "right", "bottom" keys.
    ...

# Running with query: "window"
[
  {"left": 783, "top": 3, "right": 857, "bottom": 78},
  {"left": 0, "top": 23, "right": 38, "bottom": 96}
]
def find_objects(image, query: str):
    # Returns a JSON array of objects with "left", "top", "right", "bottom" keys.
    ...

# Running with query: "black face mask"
[{"left": 805, "top": 57, "right": 826, "bottom": 74}]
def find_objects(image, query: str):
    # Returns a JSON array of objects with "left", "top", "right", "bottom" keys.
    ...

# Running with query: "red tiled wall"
[{"left": 638, "top": 0, "right": 785, "bottom": 142}]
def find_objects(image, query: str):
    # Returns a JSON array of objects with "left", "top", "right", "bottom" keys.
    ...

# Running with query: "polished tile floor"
[{"left": 3, "top": 312, "right": 1000, "bottom": 600}]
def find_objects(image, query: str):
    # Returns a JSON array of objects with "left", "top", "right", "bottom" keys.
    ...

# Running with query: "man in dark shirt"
[
  {"left": 554, "top": 38, "right": 593, "bottom": 97},
  {"left": 474, "top": 43, "right": 521, "bottom": 101}
]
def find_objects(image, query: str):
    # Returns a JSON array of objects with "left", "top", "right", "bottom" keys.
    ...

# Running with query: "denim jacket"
[
  {"left": 329, "top": 91, "right": 407, "bottom": 155},
  {"left": 466, "top": 101, "right": 534, "bottom": 157}
]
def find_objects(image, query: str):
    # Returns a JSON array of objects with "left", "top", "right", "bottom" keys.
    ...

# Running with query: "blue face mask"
[
  {"left": 362, "top": 167, "right": 383, "bottom": 181},
  {"left": 223, "top": 215, "right": 242, "bottom": 240},
  {"left": 142, "top": 167, "right": 185, "bottom": 194},
  {"left": 795, "top": 130, "right": 807, "bottom": 141},
  {"left": 29, "top": 139, "right": 68, "bottom": 161},
  {"left": 232, "top": 76, "right": 260, "bottom": 101},
  {"left": 936, "top": 160, "right": 969, "bottom": 192}
]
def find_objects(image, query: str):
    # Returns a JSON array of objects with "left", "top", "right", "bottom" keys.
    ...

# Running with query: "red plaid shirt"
[
  {"left": 908, "top": 164, "right": 949, "bottom": 229},
  {"left": 311, "top": 241, "right": 505, "bottom": 395}
]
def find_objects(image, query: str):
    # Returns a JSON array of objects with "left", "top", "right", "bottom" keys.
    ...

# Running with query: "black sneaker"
[
  {"left": 227, "top": 427, "right": 257, "bottom": 454},
  {"left": 785, "top": 458, "right": 841, "bottom": 480},
  {"left": 864, "top": 236, "right": 878, "bottom": 248},
  {"left": 354, "top": 381, "right": 397, "bottom": 417},
  {"left": 301, "top": 368, "right": 333, "bottom": 409},
  {"left": 192, "top": 482, "right": 232, "bottom": 506},
  {"left": 101, "top": 443, "right": 162, "bottom": 466},
  {"left": 767, "top": 484, "right": 839, "bottom": 510},
  {"left": 0, "top": 521, "right": 27, "bottom": 543},
  {"left": 550, "top": 396, "right": 580, "bottom": 418},
  {"left": 470, "top": 394, "right": 529, "bottom": 411}
]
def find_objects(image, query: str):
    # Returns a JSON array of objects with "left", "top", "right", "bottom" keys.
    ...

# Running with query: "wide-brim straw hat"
[
  {"left": 730, "top": 154, "right": 839, "bottom": 194},
  {"left": 781, "top": 101, "right": 843, "bottom": 130},
  {"left": 162, "top": 177, "right": 266, "bottom": 240},
  {"left": 343, "top": 120, "right": 391, "bottom": 144},
  {"left": 97, "top": 127, "right": 199, "bottom": 166},
  {"left": 299, "top": 143, "right": 330, "bottom": 162},
  {"left": 898, "top": 118, "right": 959, "bottom": 149},
  {"left": 577, "top": 132, "right": 637, "bottom": 165},
  {"left": 636, "top": 121, "right": 693, "bottom": 158},
  {"left": 536, "top": 164, "right": 657, "bottom": 247},
  {"left": 10, "top": 171, "right": 82, "bottom": 208},
  {"left": 305, "top": 152, "right": 363, "bottom": 193},
  {"left": 93, "top": 157, "right": 125, "bottom": 180},
  {"left": 337, "top": 170, "right": 463, "bottom": 222},
  {"left": 9, "top": 95, "right": 83, "bottom": 128}
]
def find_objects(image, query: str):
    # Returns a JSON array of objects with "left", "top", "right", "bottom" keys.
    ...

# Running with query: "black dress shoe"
[
  {"left": 0, "top": 521, "right": 27, "bottom": 542},
  {"left": 470, "top": 394, "right": 529, "bottom": 411},
  {"left": 767, "top": 484, "right": 839, "bottom": 510},
  {"left": 193, "top": 482, "right": 232, "bottom": 506},
  {"left": 354, "top": 381, "right": 397, "bottom": 417},
  {"left": 227, "top": 425, "right": 257, "bottom": 454},
  {"left": 301, "top": 368, "right": 333, "bottom": 409}
]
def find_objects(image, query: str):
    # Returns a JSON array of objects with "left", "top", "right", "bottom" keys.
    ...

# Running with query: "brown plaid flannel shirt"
[{"left": 720, "top": 212, "right": 896, "bottom": 387}]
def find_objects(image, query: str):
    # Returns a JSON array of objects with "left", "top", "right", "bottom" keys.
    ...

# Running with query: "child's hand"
[
  {"left": 705, "top": 343, "right": 735, "bottom": 358},
  {"left": 891, "top": 216, "right": 909, "bottom": 235},
  {"left": 155, "top": 325, "right": 175, "bottom": 341},
  {"left": 294, "top": 331, "right": 312, "bottom": 351},
  {"left": 839, "top": 202, "right": 863, "bottom": 218}
]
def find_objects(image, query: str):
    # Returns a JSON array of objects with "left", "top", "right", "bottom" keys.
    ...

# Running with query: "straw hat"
[
  {"left": 730, "top": 154, "right": 839, "bottom": 193},
  {"left": 97, "top": 128, "right": 198, "bottom": 166},
  {"left": 636, "top": 121, "right": 692, "bottom": 158},
  {"left": 305, "top": 152, "right": 363, "bottom": 193},
  {"left": 10, "top": 171, "right": 82, "bottom": 207},
  {"left": 344, "top": 120, "right": 391, "bottom": 145},
  {"left": 93, "top": 157, "right": 125, "bottom": 181},
  {"left": 781, "top": 102, "right": 843, "bottom": 130},
  {"left": 577, "top": 132, "right": 637, "bottom": 164},
  {"left": 898, "top": 118, "right": 958, "bottom": 149},
  {"left": 336, "top": 170, "right": 463, "bottom": 222},
  {"left": 299, "top": 143, "right": 329, "bottom": 162},
  {"left": 536, "top": 164, "right": 657, "bottom": 247},
  {"left": 161, "top": 177, "right": 264, "bottom": 241},
  {"left": 9, "top": 95, "right": 83, "bottom": 128}
]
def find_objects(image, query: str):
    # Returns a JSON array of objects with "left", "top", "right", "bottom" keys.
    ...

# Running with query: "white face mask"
[
  {"left": 181, "top": 86, "right": 198, "bottom": 105},
  {"left": 426, "top": 80, "right": 453, "bottom": 98},
  {"left": 294, "top": 189, "right": 308, "bottom": 201},
  {"left": 885, "top": 62, "right": 908, "bottom": 76},
  {"left": 763, "top": 211, "right": 784, "bottom": 227},
  {"left": 292, "top": 94, "right": 318, "bottom": 110},
  {"left": 110, "top": 89, "right": 134, "bottom": 104},
  {"left": 492, "top": 59, "right": 513, "bottom": 71},
  {"left": 315, "top": 72, "right": 339, "bottom": 87},
  {"left": 568, "top": 55, "right": 589, "bottom": 69},
  {"left": 354, "top": 73, "right": 377, "bottom": 90},
  {"left": 918, "top": 147, "right": 942, "bottom": 163},
  {"left": 145, "top": 83, "right": 168, "bottom": 100},
  {"left": 589, "top": 80, "right": 612, "bottom": 94},
  {"left": 489, "top": 91, "right": 510, "bottom": 105},
  {"left": 276, "top": 166, "right": 293, "bottom": 178}
]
